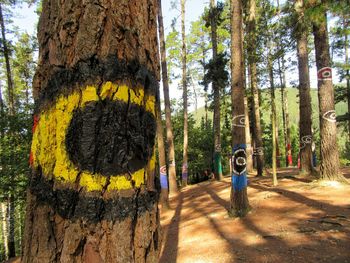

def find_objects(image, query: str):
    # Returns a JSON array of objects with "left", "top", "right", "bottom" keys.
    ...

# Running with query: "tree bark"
[
  {"left": 312, "top": 8, "right": 343, "bottom": 181},
  {"left": 181, "top": 0, "right": 188, "bottom": 187},
  {"left": 247, "top": 0, "right": 264, "bottom": 176},
  {"left": 295, "top": 0, "right": 314, "bottom": 174},
  {"left": 230, "top": 0, "right": 250, "bottom": 217},
  {"left": 157, "top": 0, "right": 179, "bottom": 197},
  {"left": 268, "top": 43, "right": 278, "bottom": 186},
  {"left": 244, "top": 92, "right": 253, "bottom": 173},
  {"left": 210, "top": 0, "right": 224, "bottom": 181},
  {"left": 22, "top": 1, "right": 161, "bottom": 262}
]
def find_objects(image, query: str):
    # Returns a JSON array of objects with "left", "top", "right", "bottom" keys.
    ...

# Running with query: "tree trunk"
[
  {"left": 158, "top": 0, "right": 179, "bottom": 197},
  {"left": 295, "top": 0, "right": 314, "bottom": 174},
  {"left": 7, "top": 196, "right": 15, "bottom": 258},
  {"left": 22, "top": 1, "right": 161, "bottom": 262},
  {"left": 268, "top": 44, "right": 278, "bottom": 186},
  {"left": 230, "top": 0, "right": 250, "bottom": 217},
  {"left": 278, "top": 57, "right": 292, "bottom": 167},
  {"left": 344, "top": 18, "right": 350, "bottom": 142},
  {"left": 156, "top": 88, "right": 169, "bottom": 209},
  {"left": 1, "top": 4, "right": 16, "bottom": 258},
  {"left": 244, "top": 95, "right": 253, "bottom": 173},
  {"left": 312, "top": 9, "right": 344, "bottom": 181},
  {"left": 1, "top": 203, "right": 8, "bottom": 261},
  {"left": 210, "top": 0, "right": 223, "bottom": 181},
  {"left": 0, "top": 3, "right": 14, "bottom": 115},
  {"left": 181, "top": 0, "right": 188, "bottom": 187},
  {"left": 247, "top": 0, "right": 264, "bottom": 176}
]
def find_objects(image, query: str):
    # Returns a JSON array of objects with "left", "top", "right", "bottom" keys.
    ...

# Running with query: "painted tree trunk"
[
  {"left": 22, "top": 1, "right": 161, "bottom": 262},
  {"left": 247, "top": 0, "right": 264, "bottom": 176},
  {"left": 157, "top": 0, "right": 179, "bottom": 197},
  {"left": 295, "top": 0, "right": 314, "bottom": 174},
  {"left": 210, "top": 0, "right": 223, "bottom": 181},
  {"left": 156, "top": 88, "right": 169, "bottom": 209},
  {"left": 230, "top": 0, "right": 250, "bottom": 217},
  {"left": 313, "top": 10, "right": 343, "bottom": 181},
  {"left": 181, "top": 0, "right": 188, "bottom": 187},
  {"left": 268, "top": 46, "right": 278, "bottom": 186}
]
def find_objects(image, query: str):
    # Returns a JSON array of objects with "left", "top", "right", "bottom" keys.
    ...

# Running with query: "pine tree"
[{"left": 22, "top": 1, "right": 161, "bottom": 261}]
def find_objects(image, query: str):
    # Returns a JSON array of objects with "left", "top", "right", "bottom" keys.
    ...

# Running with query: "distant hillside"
[{"left": 191, "top": 87, "right": 348, "bottom": 129}]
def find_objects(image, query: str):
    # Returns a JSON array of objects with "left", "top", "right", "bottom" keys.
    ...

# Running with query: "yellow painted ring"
[{"left": 31, "top": 82, "right": 156, "bottom": 192}]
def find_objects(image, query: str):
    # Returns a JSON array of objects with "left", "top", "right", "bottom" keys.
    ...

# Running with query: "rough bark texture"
[
  {"left": 247, "top": 0, "right": 264, "bottom": 176},
  {"left": 295, "top": 0, "right": 314, "bottom": 174},
  {"left": 22, "top": 1, "right": 161, "bottom": 262},
  {"left": 230, "top": 0, "right": 249, "bottom": 217},
  {"left": 268, "top": 46, "right": 278, "bottom": 186},
  {"left": 313, "top": 10, "right": 343, "bottom": 181},
  {"left": 211, "top": 0, "right": 223, "bottom": 181},
  {"left": 181, "top": 0, "right": 188, "bottom": 187},
  {"left": 157, "top": 0, "right": 179, "bottom": 197}
]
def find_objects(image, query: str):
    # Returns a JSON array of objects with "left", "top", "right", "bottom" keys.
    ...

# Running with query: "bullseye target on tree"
[{"left": 30, "top": 82, "right": 156, "bottom": 192}]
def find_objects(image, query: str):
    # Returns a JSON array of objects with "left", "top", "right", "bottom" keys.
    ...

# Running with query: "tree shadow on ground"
[{"left": 159, "top": 193, "right": 183, "bottom": 263}]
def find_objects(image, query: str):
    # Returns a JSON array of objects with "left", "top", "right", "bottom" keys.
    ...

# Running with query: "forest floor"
[{"left": 159, "top": 167, "right": 350, "bottom": 263}]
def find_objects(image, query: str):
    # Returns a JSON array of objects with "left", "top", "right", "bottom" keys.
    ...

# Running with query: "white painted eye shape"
[{"left": 322, "top": 110, "right": 336, "bottom": 123}]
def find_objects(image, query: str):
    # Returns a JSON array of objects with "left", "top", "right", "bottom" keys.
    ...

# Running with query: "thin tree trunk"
[
  {"left": 268, "top": 44, "right": 278, "bottom": 186},
  {"left": 7, "top": 196, "right": 15, "bottom": 258},
  {"left": 244, "top": 95, "right": 253, "bottom": 173},
  {"left": 230, "top": 0, "right": 250, "bottom": 217},
  {"left": 1, "top": 4, "right": 16, "bottom": 258},
  {"left": 210, "top": 0, "right": 223, "bottom": 181},
  {"left": 158, "top": 0, "right": 179, "bottom": 197},
  {"left": 181, "top": 0, "right": 188, "bottom": 187},
  {"left": 295, "top": 0, "right": 314, "bottom": 174},
  {"left": 156, "top": 89, "right": 169, "bottom": 209},
  {"left": 0, "top": 3, "right": 14, "bottom": 115},
  {"left": 1, "top": 203, "right": 8, "bottom": 261},
  {"left": 247, "top": 0, "right": 264, "bottom": 176},
  {"left": 312, "top": 8, "right": 344, "bottom": 181},
  {"left": 278, "top": 58, "right": 292, "bottom": 167},
  {"left": 345, "top": 18, "right": 350, "bottom": 142},
  {"left": 22, "top": 1, "right": 161, "bottom": 261}
]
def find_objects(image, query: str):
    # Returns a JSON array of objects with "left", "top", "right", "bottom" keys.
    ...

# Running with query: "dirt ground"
[{"left": 159, "top": 168, "right": 350, "bottom": 263}]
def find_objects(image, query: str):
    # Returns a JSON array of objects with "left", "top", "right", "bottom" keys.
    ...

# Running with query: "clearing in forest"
[{"left": 160, "top": 168, "right": 350, "bottom": 263}]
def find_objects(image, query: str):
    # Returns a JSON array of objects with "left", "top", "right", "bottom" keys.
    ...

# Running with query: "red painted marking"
[
  {"left": 32, "top": 115, "right": 39, "bottom": 133},
  {"left": 317, "top": 67, "right": 332, "bottom": 80}
]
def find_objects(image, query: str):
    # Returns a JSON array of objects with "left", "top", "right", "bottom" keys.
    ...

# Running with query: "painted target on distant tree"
[
  {"left": 317, "top": 67, "right": 332, "bottom": 81},
  {"left": 231, "top": 144, "right": 248, "bottom": 191}
]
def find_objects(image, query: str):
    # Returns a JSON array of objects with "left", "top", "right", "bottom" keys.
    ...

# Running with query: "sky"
[
  {"left": 12, "top": 1, "right": 207, "bottom": 111},
  {"left": 10, "top": 1, "right": 340, "bottom": 112}
]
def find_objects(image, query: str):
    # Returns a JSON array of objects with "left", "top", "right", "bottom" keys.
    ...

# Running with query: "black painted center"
[{"left": 66, "top": 99, "right": 156, "bottom": 176}]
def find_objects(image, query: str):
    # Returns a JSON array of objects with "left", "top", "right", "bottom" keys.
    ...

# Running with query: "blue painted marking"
[
  {"left": 231, "top": 174, "right": 248, "bottom": 191},
  {"left": 232, "top": 144, "right": 247, "bottom": 153},
  {"left": 160, "top": 173, "right": 168, "bottom": 189},
  {"left": 182, "top": 173, "right": 188, "bottom": 180}
]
